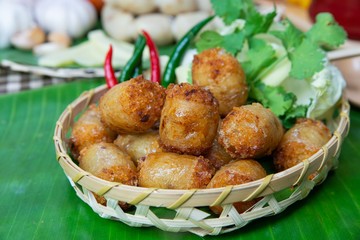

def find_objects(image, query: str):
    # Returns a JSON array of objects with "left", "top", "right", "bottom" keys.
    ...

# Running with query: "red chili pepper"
[
  {"left": 142, "top": 30, "right": 161, "bottom": 84},
  {"left": 104, "top": 45, "right": 118, "bottom": 89}
]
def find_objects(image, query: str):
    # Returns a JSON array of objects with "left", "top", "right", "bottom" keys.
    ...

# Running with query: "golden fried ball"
[
  {"left": 70, "top": 104, "right": 117, "bottom": 160},
  {"left": 204, "top": 136, "right": 234, "bottom": 170},
  {"left": 159, "top": 83, "right": 220, "bottom": 155},
  {"left": 207, "top": 159, "right": 267, "bottom": 214},
  {"left": 79, "top": 142, "right": 137, "bottom": 208},
  {"left": 138, "top": 152, "right": 215, "bottom": 189},
  {"left": 192, "top": 48, "right": 248, "bottom": 116},
  {"left": 273, "top": 118, "right": 332, "bottom": 172},
  {"left": 218, "top": 103, "right": 284, "bottom": 159},
  {"left": 113, "top": 130, "right": 163, "bottom": 163},
  {"left": 99, "top": 75, "right": 166, "bottom": 134}
]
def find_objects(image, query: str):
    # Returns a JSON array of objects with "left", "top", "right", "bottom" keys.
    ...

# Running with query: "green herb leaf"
[
  {"left": 210, "top": 0, "right": 255, "bottom": 25},
  {"left": 289, "top": 38, "right": 326, "bottom": 79},
  {"left": 241, "top": 38, "right": 276, "bottom": 81},
  {"left": 249, "top": 82, "right": 307, "bottom": 127},
  {"left": 244, "top": 10, "right": 277, "bottom": 37},
  {"left": 196, "top": 30, "right": 245, "bottom": 55},
  {"left": 270, "top": 19, "right": 304, "bottom": 51},
  {"left": 282, "top": 104, "right": 308, "bottom": 128},
  {"left": 195, "top": 31, "right": 223, "bottom": 52},
  {"left": 222, "top": 31, "right": 246, "bottom": 55},
  {"left": 249, "top": 82, "right": 297, "bottom": 117},
  {"left": 306, "top": 13, "right": 347, "bottom": 49}
]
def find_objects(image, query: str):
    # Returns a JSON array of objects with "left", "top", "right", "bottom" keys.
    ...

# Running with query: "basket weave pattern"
[{"left": 53, "top": 84, "right": 350, "bottom": 236}]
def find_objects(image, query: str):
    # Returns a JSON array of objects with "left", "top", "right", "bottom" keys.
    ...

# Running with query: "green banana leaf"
[{"left": 0, "top": 79, "right": 359, "bottom": 240}]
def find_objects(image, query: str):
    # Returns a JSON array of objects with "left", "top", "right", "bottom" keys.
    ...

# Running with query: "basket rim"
[{"left": 53, "top": 84, "right": 351, "bottom": 208}]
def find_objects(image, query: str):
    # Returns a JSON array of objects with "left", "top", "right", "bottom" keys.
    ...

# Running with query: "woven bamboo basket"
[{"left": 53, "top": 84, "right": 350, "bottom": 236}]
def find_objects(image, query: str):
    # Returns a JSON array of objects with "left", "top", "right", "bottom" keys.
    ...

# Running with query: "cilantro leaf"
[
  {"left": 196, "top": 30, "right": 245, "bottom": 55},
  {"left": 196, "top": 31, "right": 223, "bottom": 52},
  {"left": 241, "top": 38, "right": 276, "bottom": 81},
  {"left": 282, "top": 104, "right": 308, "bottom": 128},
  {"left": 306, "top": 13, "right": 347, "bottom": 50},
  {"left": 289, "top": 38, "right": 326, "bottom": 79},
  {"left": 244, "top": 10, "right": 277, "bottom": 37},
  {"left": 270, "top": 19, "right": 304, "bottom": 51},
  {"left": 222, "top": 31, "right": 246, "bottom": 55},
  {"left": 210, "top": 0, "right": 255, "bottom": 25},
  {"left": 253, "top": 82, "right": 295, "bottom": 116},
  {"left": 249, "top": 82, "right": 307, "bottom": 128}
]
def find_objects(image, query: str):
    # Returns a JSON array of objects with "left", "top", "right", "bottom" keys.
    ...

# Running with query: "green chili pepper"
[
  {"left": 132, "top": 65, "right": 142, "bottom": 78},
  {"left": 161, "top": 15, "right": 215, "bottom": 87},
  {"left": 119, "top": 35, "right": 146, "bottom": 83}
]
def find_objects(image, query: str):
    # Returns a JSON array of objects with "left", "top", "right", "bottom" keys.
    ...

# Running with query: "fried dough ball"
[
  {"left": 205, "top": 135, "right": 234, "bottom": 170},
  {"left": 99, "top": 75, "right": 166, "bottom": 134},
  {"left": 159, "top": 83, "right": 220, "bottom": 155},
  {"left": 218, "top": 103, "right": 284, "bottom": 159},
  {"left": 70, "top": 104, "right": 117, "bottom": 159},
  {"left": 113, "top": 130, "right": 163, "bottom": 163},
  {"left": 207, "top": 159, "right": 267, "bottom": 214},
  {"left": 273, "top": 118, "right": 332, "bottom": 171},
  {"left": 138, "top": 152, "right": 215, "bottom": 189},
  {"left": 192, "top": 48, "right": 248, "bottom": 116},
  {"left": 79, "top": 142, "right": 137, "bottom": 209}
]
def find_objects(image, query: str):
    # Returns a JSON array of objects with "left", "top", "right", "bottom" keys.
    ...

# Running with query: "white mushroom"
[
  {"left": 135, "top": 14, "right": 174, "bottom": 46},
  {"left": 101, "top": 4, "right": 137, "bottom": 42},
  {"left": 156, "top": 0, "right": 197, "bottom": 15}
]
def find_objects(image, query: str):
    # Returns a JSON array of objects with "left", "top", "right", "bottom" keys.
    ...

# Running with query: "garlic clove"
[
  {"left": 33, "top": 42, "right": 67, "bottom": 56},
  {"left": 48, "top": 32, "right": 72, "bottom": 47},
  {"left": 11, "top": 26, "right": 46, "bottom": 50}
]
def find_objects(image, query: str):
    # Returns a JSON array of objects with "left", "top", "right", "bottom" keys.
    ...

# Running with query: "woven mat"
[{"left": 0, "top": 67, "right": 74, "bottom": 94}]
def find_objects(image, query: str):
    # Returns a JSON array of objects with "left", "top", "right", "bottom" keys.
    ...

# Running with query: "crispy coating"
[
  {"left": 192, "top": 48, "right": 248, "bottom": 116},
  {"left": 273, "top": 118, "right": 332, "bottom": 171},
  {"left": 79, "top": 142, "right": 137, "bottom": 208},
  {"left": 99, "top": 75, "right": 166, "bottom": 134},
  {"left": 207, "top": 159, "right": 267, "bottom": 214},
  {"left": 159, "top": 83, "right": 220, "bottom": 155},
  {"left": 218, "top": 103, "right": 284, "bottom": 159},
  {"left": 113, "top": 130, "right": 163, "bottom": 163},
  {"left": 138, "top": 152, "right": 215, "bottom": 189},
  {"left": 205, "top": 134, "right": 234, "bottom": 170},
  {"left": 70, "top": 104, "right": 117, "bottom": 160}
]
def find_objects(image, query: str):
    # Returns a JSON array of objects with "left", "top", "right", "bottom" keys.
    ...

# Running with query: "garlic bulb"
[
  {"left": 135, "top": 14, "right": 174, "bottom": 46},
  {"left": 155, "top": 0, "right": 197, "bottom": 15},
  {"left": 107, "top": 0, "right": 157, "bottom": 14},
  {"left": 34, "top": 0, "right": 97, "bottom": 38},
  {"left": 101, "top": 4, "right": 137, "bottom": 42},
  {"left": 0, "top": 1, "right": 35, "bottom": 48}
]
